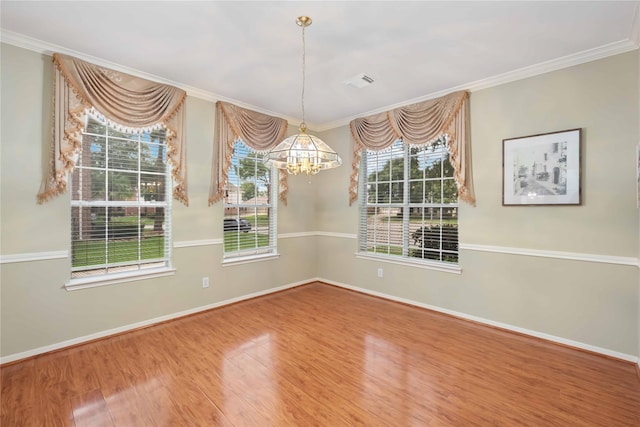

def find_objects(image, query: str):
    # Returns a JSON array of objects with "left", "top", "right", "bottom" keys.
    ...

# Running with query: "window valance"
[
  {"left": 37, "top": 53, "right": 188, "bottom": 205},
  {"left": 349, "top": 90, "right": 476, "bottom": 206},
  {"left": 209, "top": 101, "right": 289, "bottom": 205}
]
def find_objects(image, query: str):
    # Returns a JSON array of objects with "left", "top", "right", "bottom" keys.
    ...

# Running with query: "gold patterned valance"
[
  {"left": 209, "top": 101, "right": 289, "bottom": 205},
  {"left": 37, "top": 53, "right": 188, "bottom": 205},
  {"left": 349, "top": 90, "right": 475, "bottom": 206}
]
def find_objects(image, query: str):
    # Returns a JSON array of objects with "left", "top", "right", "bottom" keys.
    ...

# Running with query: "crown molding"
[
  {"left": 315, "top": 37, "right": 639, "bottom": 132},
  {"left": 0, "top": 29, "right": 300, "bottom": 126},
  {"left": 631, "top": 1, "right": 640, "bottom": 48},
  {"left": 2, "top": 28, "right": 636, "bottom": 133}
]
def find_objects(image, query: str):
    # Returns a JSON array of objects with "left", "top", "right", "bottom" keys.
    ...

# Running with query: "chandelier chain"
[
  {"left": 301, "top": 25, "right": 306, "bottom": 128},
  {"left": 262, "top": 16, "right": 342, "bottom": 176}
]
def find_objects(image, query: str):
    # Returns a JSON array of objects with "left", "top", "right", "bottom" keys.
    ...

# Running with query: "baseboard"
[
  {"left": 315, "top": 277, "right": 639, "bottom": 364},
  {"left": 0, "top": 279, "right": 310, "bottom": 365},
  {"left": 2, "top": 276, "right": 637, "bottom": 366}
]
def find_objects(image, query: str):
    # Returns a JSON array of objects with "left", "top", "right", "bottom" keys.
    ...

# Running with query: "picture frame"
[{"left": 503, "top": 128, "right": 581, "bottom": 206}]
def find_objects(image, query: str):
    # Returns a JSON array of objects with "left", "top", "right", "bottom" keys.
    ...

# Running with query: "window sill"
[
  {"left": 355, "top": 253, "right": 462, "bottom": 274},
  {"left": 223, "top": 253, "right": 280, "bottom": 266},
  {"left": 65, "top": 267, "right": 176, "bottom": 291}
]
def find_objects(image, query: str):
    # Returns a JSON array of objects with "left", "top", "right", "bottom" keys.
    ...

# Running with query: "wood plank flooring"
[{"left": 2, "top": 282, "right": 639, "bottom": 426}]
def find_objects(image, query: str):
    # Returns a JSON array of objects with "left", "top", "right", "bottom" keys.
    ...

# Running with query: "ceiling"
[{"left": 1, "top": 1, "right": 638, "bottom": 129}]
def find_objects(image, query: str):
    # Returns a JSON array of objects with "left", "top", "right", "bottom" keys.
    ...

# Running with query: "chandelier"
[{"left": 264, "top": 16, "right": 342, "bottom": 175}]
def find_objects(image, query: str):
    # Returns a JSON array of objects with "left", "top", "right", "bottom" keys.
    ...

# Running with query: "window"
[
  {"left": 70, "top": 115, "right": 172, "bottom": 281},
  {"left": 359, "top": 137, "right": 458, "bottom": 264},
  {"left": 223, "top": 141, "right": 277, "bottom": 260}
]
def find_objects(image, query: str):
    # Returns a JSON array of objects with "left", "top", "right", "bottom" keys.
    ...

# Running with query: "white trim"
[
  {"left": 173, "top": 238, "right": 222, "bottom": 248},
  {"left": 315, "top": 39, "right": 638, "bottom": 131},
  {"left": 315, "top": 231, "right": 357, "bottom": 239},
  {"left": 630, "top": 1, "right": 639, "bottom": 48},
  {"left": 272, "top": 231, "right": 357, "bottom": 240},
  {"left": 4, "top": 239, "right": 638, "bottom": 267},
  {"left": 0, "top": 30, "right": 300, "bottom": 126},
  {"left": 66, "top": 267, "right": 176, "bottom": 291},
  {"left": 279, "top": 232, "right": 316, "bottom": 239},
  {"left": 2, "top": 29, "right": 637, "bottom": 132},
  {"left": 2, "top": 276, "right": 636, "bottom": 364},
  {"left": 355, "top": 253, "right": 462, "bottom": 274},
  {"left": 0, "top": 279, "right": 309, "bottom": 364},
  {"left": 222, "top": 253, "right": 279, "bottom": 266},
  {"left": 460, "top": 243, "right": 638, "bottom": 267},
  {"left": 317, "top": 277, "right": 638, "bottom": 363},
  {"left": 0, "top": 251, "right": 68, "bottom": 264}
]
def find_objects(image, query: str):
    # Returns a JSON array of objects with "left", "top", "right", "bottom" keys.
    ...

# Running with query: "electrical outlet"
[
  {"left": 202, "top": 277, "right": 210, "bottom": 288},
  {"left": 377, "top": 268, "right": 383, "bottom": 278}
]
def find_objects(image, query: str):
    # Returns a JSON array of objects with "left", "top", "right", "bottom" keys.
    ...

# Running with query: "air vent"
[{"left": 343, "top": 73, "right": 374, "bottom": 89}]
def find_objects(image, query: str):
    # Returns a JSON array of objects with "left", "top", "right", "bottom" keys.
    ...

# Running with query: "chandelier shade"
[
  {"left": 264, "top": 16, "right": 341, "bottom": 175},
  {"left": 265, "top": 127, "right": 342, "bottom": 175}
]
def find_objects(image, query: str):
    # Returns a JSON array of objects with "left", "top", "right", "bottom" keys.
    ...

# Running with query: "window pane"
[
  {"left": 140, "top": 142, "right": 166, "bottom": 173},
  {"left": 107, "top": 126, "right": 135, "bottom": 140},
  {"left": 71, "top": 206, "right": 106, "bottom": 267},
  {"left": 71, "top": 115, "right": 171, "bottom": 279},
  {"left": 377, "top": 183, "right": 390, "bottom": 204},
  {"left": 144, "top": 207, "right": 166, "bottom": 236},
  {"left": 80, "top": 135, "right": 106, "bottom": 168},
  {"left": 443, "top": 178, "right": 458, "bottom": 204},
  {"left": 71, "top": 168, "right": 106, "bottom": 201},
  {"left": 108, "top": 139, "right": 138, "bottom": 170},
  {"left": 108, "top": 210, "right": 140, "bottom": 263},
  {"left": 249, "top": 207, "right": 270, "bottom": 234},
  {"left": 443, "top": 154, "right": 455, "bottom": 178},
  {"left": 72, "top": 207, "right": 167, "bottom": 274},
  {"left": 108, "top": 171, "right": 137, "bottom": 201},
  {"left": 223, "top": 141, "right": 276, "bottom": 259},
  {"left": 239, "top": 181, "right": 258, "bottom": 202},
  {"left": 360, "top": 136, "right": 458, "bottom": 265},
  {"left": 366, "top": 184, "right": 375, "bottom": 204},
  {"left": 141, "top": 173, "right": 166, "bottom": 202},
  {"left": 389, "top": 210, "right": 403, "bottom": 247},
  {"left": 390, "top": 182, "right": 403, "bottom": 203},
  {"left": 149, "top": 128, "right": 167, "bottom": 142},
  {"left": 424, "top": 180, "right": 442, "bottom": 204},
  {"left": 408, "top": 180, "right": 423, "bottom": 203},
  {"left": 85, "top": 117, "right": 104, "bottom": 135}
]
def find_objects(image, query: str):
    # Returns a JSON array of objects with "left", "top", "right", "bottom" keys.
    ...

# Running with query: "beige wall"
[
  {"left": 0, "top": 44, "right": 316, "bottom": 358},
  {"left": 1, "top": 43, "right": 639, "bottom": 360},
  {"left": 316, "top": 51, "right": 640, "bottom": 356}
]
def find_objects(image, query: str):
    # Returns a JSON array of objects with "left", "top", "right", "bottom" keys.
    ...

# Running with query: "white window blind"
[
  {"left": 70, "top": 115, "right": 172, "bottom": 279},
  {"left": 223, "top": 141, "right": 277, "bottom": 259},
  {"left": 359, "top": 137, "right": 458, "bottom": 264}
]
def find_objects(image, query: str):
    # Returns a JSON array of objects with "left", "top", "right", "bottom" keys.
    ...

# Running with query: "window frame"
[
  {"left": 67, "top": 114, "right": 175, "bottom": 290},
  {"left": 357, "top": 138, "right": 461, "bottom": 274},
  {"left": 222, "top": 140, "right": 279, "bottom": 264}
]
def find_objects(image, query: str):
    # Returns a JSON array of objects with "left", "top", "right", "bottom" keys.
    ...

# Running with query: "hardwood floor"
[{"left": 2, "top": 282, "right": 639, "bottom": 426}]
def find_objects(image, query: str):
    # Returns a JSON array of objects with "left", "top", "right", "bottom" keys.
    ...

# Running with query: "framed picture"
[{"left": 503, "top": 128, "right": 581, "bottom": 206}]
